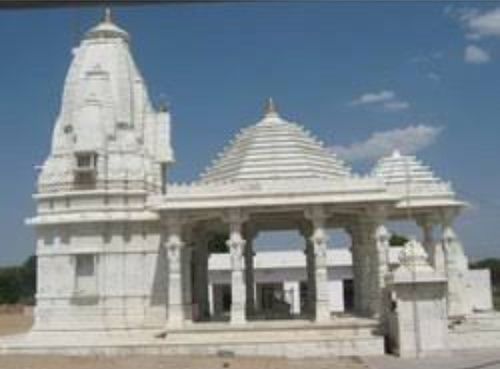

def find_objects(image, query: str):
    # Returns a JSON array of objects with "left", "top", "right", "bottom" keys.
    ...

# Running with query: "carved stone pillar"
[
  {"left": 347, "top": 224, "right": 364, "bottom": 316},
  {"left": 164, "top": 217, "right": 186, "bottom": 327},
  {"left": 440, "top": 208, "right": 470, "bottom": 317},
  {"left": 417, "top": 215, "right": 438, "bottom": 269},
  {"left": 373, "top": 220, "right": 390, "bottom": 321},
  {"left": 226, "top": 209, "right": 247, "bottom": 324},
  {"left": 306, "top": 205, "right": 331, "bottom": 323},
  {"left": 359, "top": 207, "right": 390, "bottom": 319},
  {"left": 182, "top": 245, "right": 193, "bottom": 322},
  {"left": 244, "top": 226, "right": 257, "bottom": 318},
  {"left": 192, "top": 229, "right": 209, "bottom": 321},
  {"left": 300, "top": 223, "right": 316, "bottom": 319}
]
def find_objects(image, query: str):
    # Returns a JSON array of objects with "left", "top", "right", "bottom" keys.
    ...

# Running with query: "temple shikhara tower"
[{"left": 2, "top": 11, "right": 499, "bottom": 359}]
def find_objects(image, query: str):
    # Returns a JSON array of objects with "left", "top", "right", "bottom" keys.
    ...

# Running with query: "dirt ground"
[
  {"left": 0, "top": 312, "right": 367, "bottom": 369},
  {"left": 0, "top": 311, "right": 33, "bottom": 336},
  {"left": 0, "top": 355, "right": 366, "bottom": 369}
]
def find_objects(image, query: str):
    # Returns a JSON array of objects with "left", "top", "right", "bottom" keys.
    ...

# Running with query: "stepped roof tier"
[
  {"left": 372, "top": 150, "right": 465, "bottom": 211},
  {"left": 200, "top": 99, "right": 350, "bottom": 183},
  {"left": 152, "top": 115, "right": 464, "bottom": 215}
]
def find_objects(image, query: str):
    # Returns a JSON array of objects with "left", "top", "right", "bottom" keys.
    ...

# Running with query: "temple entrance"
[
  {"left": 255, "top": 282, "right": 291, "bottom": 319},
  {"left": 212, "top": 283, "right": 231, "bottom": 321}
]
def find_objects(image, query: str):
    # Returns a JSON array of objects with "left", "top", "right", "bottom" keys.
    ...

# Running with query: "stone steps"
[{"left": 0, "top": 319, "right": 385, "bottom": 358}]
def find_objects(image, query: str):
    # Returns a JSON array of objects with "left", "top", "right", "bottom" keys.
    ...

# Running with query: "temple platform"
[
  {"left": 0, "top": 317, "right": 384, "bottom": 358},
  {"left": 449, "top": 312, "right": 500, "bottom": 350}
]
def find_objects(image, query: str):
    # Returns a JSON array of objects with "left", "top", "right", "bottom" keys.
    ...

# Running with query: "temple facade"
[{"left": 3, "top": 12, "right": 498, "bottom": 358}]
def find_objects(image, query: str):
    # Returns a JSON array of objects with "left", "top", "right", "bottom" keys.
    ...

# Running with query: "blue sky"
[{"left": 1, "top": 2, "right": 500, "bottom": 265}]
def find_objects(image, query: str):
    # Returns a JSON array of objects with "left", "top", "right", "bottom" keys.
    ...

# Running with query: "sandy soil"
[
  {"left": 0, "top": 313, "right": 366, "bottom": 369},
  {"left": 0, "top": 312, "right": 33, "bottom": 336},
  {"left": 0, "top": 354, "right": 366, "bottom": 369}
]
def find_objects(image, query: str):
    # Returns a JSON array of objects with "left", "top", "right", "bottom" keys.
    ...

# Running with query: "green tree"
[
  {"left": 0, "top": 255, "right": 37, "bottom": 305},
  {"left": 207, "top": 232, "right": 229, "bottom": 253},
  {"left": 389, "top": 233, "right": 409, "bottom": 247},
  {"left": 0, "top": 267, "right": 21, "bottom": 304}
]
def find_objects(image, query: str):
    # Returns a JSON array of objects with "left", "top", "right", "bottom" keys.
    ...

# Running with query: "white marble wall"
[{"left": 34, "top": 221, "right": 167, "bottom": 331}]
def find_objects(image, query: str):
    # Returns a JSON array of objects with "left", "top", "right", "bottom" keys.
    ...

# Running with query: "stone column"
[
  {"left": 306, "top": 205, "right": 331, "bottom": 323},
  {"left": 226, "top": 209, "right": 247, "bottom": 324},
  {"left": 194, "top": 241, "right": 209, "bottom": 321},
  {"left": 182, "top": 245, "right": 193, "bottom": 322},
  {"left": 208, "top": 282, "right": 214, "bottom": 316},
  {"left": 373, "top": 219, "right": 390, "bottom": 319},
  {"left": 300, "top": 225, "right": 316, "bottom": 318},
  {"left": 164, "top": 217, "right": 186, "bottom": 328},
  {"left": 284, "top": 281, "right": 300, "bottom": 315},
  {"left": 440, "top": 208, "right": 470, "bottom": 318},
  {"left": 417, "top": 215, "right": 438, "bottom": 269},
  {"left": 347, "top": 224, "right": 364, "bottom": 316},
  {"left": 244, "top": 226, "right": 257, "bottom": 319},
  {"left": 359, "top": 208, "right": 390, "bottom": 319}
]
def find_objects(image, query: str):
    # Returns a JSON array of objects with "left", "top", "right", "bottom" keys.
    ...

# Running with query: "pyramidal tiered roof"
[
  {"left": 372, "top": 150, "right": 444, "bottom": 186},
  {"left": 200, "top": 99, "right": 350, "bottom": 183},
  {"left": 372, "top": 150, "right": 460, "bottom": 207}
]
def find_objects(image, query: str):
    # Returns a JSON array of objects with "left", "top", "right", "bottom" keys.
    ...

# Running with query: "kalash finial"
[
  {"left": 104, "top": 7, "right": 113, "bottom": 23},
  {"left": 264, "top": 97, "right": 279, "bottom": 117}
]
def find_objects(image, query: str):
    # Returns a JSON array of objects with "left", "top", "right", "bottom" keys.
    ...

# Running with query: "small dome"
[{"left": 200, "top": 99, "right": 350, "bottom": 183}]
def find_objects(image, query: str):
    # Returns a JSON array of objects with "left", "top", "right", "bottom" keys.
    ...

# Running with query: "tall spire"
[{"left": 264, "top": 97, "right": 279, "bottom": 117}]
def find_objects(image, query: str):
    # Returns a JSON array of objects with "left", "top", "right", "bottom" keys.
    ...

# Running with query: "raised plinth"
[
  {"left": 449, "top": 312, "right": 500, "bottom": 350},
  {"left": 0, "top": 317, "right": 384, "bottom": 358}
]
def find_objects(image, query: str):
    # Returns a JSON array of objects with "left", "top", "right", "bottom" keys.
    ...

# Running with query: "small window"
[
  {"left": 76, "top": 254, "right": 95, "bottom": 277},
  {"left": 74, "top": 152, "right": 97, "bottom": 189},
  {"left": 75, "top": 152, "right": 97, "bottom": 170},
  {"left": 73, "top": 254, "right": 98, "bottom": 304}
]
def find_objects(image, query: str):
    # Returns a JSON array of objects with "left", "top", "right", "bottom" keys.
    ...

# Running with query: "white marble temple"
[{"left": 3, "top": 10, "right": 495, "bottom": 358}]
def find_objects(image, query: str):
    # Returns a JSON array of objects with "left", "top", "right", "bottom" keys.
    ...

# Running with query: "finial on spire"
[
  {"left": 392, "top": 149, "right": 401, "bottom": 158},
  {"left": 104, "top": 7, "right": 112, "bottom": 23},
  {"left": 264, "top": 97, "right": 279, "bottom": 117}
]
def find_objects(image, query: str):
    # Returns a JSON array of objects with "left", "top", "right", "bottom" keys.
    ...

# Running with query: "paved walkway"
[{"left": 364, "top": 350, "right": 500, "bottom": 369}]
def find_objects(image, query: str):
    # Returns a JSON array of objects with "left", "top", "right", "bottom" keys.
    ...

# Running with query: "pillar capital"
[
  {"left": 162, "top": 212, "right": 186, "bottom": 234},
  {"left": 224, "top": 208, "right": 248, "bottom": 227},
  {"left": 304, "top": 204, "right": 328, "bottom": 226},
  {"left": 439, "top": 207, "right": 460, "bottom": 227},
  {"left": 244, "top": 222, "right": 258, "bottom": 240},
  {"left": 364, "top": 204, "right": 389, "bottom": 225},
  {"left": 415, "top": 213, "right": 435, "bottom": 227},
  {"left": 226, "top": 235, "right": 246, "bottom": 255},
  {"left": 375, "top": 223, "right": 390, "bottom": 242}
]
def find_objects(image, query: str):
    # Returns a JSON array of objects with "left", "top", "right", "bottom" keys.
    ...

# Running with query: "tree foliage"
[
  {"left": 207, "top": 232, "right": 229, "bottom": 253},
  {"left": 0, "top": 255, "right": 36, "bottom": 305},
  {"left": 389, "top": 233, "right": 409, "bottom": 247}
]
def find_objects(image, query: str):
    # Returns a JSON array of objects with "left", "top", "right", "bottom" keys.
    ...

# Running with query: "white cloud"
[
  {"left": 464, "top": 7, "right": 500, "bottom": 39},
  {"left": 448, "top": 7, "right": 497, "bottom": 63},
  {"left": 350, "top": 90, "right": 410, "bottom": 112},
  {"left": 427, "top": 72, "right": 441, "bottom": 82},
  {"left": 331, "top": 125, "right": 442, "bottom": 162},
  {"left": 465, "top": 44, "right": 491, "bottom": 64},
  {"left": 383, "top": 100, "right": 411, "bottom": 112},
  {"left": 351, "top": 90, "right": 395, "bottom": 105}
]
